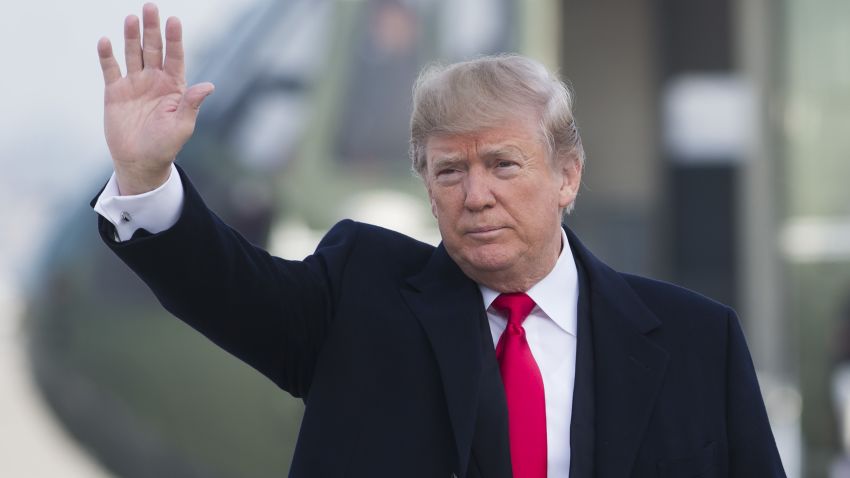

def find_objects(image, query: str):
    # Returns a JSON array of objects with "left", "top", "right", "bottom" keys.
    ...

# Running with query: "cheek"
[
  {"left": 430, "top": 188, "right": 462, "bottom": 218},
  {"left": 507, "top": 188, "right": 561, "bottom": 230}
]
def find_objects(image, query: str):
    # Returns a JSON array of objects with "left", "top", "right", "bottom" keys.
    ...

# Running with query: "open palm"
[{"left": 97, "top": 3, "right": 213, "bottom": 195}]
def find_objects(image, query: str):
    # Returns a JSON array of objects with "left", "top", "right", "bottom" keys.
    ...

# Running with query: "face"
[{"left": 424, "top": 119, "right": 581, "bottom": 292}]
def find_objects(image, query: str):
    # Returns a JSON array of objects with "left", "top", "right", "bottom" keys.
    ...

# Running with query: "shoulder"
[
  {"left": 324, "top": 219, "right": 434, "bottom": 257},
  {"left": 319, "top": 219, "right": 436, "bottom": 276},
  {"left": 620, "top": 273, "right": 733, "bottom": 319},
  {"left": 567, "top": 227, "right": 735, "bottom": 333},
  {"left": 618, "top": 273, "right": 736, "bottom": 343}
]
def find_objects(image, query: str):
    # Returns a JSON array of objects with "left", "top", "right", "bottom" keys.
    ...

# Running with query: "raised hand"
[{"left": 97, "top": 3, "right": 214, "bottom": 195}]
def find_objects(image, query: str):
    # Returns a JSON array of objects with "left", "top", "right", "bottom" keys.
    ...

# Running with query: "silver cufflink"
[{"left": 120, "top": 211, "right": 132, "bottom": 223}]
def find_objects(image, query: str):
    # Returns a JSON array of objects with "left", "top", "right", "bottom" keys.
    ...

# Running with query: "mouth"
[{"left": 465, "top": 226, "right": 506, "bottom": 239}]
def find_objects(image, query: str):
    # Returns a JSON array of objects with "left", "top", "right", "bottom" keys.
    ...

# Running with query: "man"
[{"left": 94, "top": 4, "right": 786, "bottom": 477}]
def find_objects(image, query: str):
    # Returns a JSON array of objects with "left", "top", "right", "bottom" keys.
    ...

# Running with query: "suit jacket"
[{"left": 95, "top": 169, "right": 786, "bottom": 477}]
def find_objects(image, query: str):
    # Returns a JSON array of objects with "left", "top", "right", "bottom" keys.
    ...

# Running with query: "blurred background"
[{"left": 1, "top": 0, "right": 848, "bottom": 476}]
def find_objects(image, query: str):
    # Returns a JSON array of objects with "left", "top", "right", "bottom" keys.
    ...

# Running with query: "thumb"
[{"left": 177, "top": 82, "right": 215, "bottom": 124}]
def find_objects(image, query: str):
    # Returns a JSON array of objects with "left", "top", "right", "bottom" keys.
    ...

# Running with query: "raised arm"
[{"left": 97, "top": 3, "right": 213, "bottom": 195}]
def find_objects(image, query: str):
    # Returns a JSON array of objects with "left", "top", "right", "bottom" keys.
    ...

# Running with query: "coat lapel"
[
  {"left": 567, "top": 228, "right": 670, "bottom": 477},
  {"left": 400, "top": 244, "right": 485, "bottom": 476},
  {"left": 569, "top": 256, "right": 596, "bottom": 477}
]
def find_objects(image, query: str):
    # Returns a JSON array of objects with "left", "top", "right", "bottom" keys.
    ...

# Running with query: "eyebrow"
[
  {"left": 430, "top": 154, "right": 466, "bottom": 172},
  {"left": 428, "top": 143, "right": 530, "bottom": 173}
]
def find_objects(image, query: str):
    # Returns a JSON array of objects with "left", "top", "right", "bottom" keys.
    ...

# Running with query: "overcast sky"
[{"left": 0, "top": 0, "right": 256, "bottom": 190}]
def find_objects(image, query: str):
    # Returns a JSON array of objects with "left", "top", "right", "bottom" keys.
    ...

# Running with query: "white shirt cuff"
[{"left": 93, "top": 164, "right": 185, "bottom": 242}]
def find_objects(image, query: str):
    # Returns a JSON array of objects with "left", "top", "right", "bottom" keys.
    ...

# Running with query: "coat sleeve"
[
  {"left": 725, "top": 308, "right": 787, "bottom": 477},
  {"left": 94, "top": 166, "right": 359, "bottom": 398}
]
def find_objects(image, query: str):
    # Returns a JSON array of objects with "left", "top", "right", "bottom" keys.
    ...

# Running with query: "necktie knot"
[{"left": 492, "top": 292, "right": 536, "bottom": 327}]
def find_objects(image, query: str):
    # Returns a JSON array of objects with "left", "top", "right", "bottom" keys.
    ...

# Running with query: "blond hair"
[{"left": 409, "top": 54, "right": 585, "bottom": 180}]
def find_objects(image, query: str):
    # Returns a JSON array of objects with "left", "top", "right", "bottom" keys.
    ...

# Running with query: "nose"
[{"left": 463, "top": 167, "right": 496, "bottom": 211}]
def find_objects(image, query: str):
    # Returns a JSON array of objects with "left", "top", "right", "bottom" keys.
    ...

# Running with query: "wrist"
[{"left": 114, "top": 163, "right": 173, "bottom": 196}]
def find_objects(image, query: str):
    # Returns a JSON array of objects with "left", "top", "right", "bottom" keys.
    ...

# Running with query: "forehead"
[{"left": 425, "top": 120, "right": 543, "bottom": 158}]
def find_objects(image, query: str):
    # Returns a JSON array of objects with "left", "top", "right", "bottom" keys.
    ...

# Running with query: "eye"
[
  {"left": 433, "top": 168, "right": 463, "bottom": 184},
  {"left": 494, "top": 158, "right": 521, "bottom": 171}
]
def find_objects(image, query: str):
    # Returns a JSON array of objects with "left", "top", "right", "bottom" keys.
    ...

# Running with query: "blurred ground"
[{"left": 0, "top": 281, "right": 111, "bottom": 477}]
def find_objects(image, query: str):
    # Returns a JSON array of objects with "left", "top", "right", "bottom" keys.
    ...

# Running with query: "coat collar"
[{"left": 401, "top": 227, "right": 670, "bottom": 477}]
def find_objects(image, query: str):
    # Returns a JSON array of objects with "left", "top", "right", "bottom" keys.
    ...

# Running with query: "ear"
[{"left": 557, "top": 154, "right": 582, "bottom": 209}]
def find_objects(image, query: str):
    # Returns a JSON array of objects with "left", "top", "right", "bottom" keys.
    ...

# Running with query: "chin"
[{"left": 459, "top": 245, "right": 517, "bottom": 273}]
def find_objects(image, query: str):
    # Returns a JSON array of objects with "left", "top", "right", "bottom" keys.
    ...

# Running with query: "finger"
[
  {"left": 124, "top": 15, "right": 142, "bottom": 74},
  {"left": 142, "top": 3, "right": 163, "bottom": 70},
  {"left": 177, "top": 82, "right": 215, "bottom": 126},
  {"left": 97, "top": 37, "right": 122, "bottom": 85},
  {"left": 163, "top": 17, "right": 184, "bottom": 80}
]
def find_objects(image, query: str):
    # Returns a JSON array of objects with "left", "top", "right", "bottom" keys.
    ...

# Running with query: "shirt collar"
[{"left": 478, "top": 228, "right": 579, "bottom": 336}]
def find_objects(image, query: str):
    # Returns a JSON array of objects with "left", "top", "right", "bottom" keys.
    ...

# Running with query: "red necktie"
[{"left": 493, "top": 293, "right": 547, "bottom": 478}]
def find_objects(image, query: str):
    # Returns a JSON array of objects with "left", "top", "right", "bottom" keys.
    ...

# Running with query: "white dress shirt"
[
  {"left": 94, "top": 167, "right": 579, "bottom": 477},
  {"left": 479, "top": 229, "right": 578, "bottom": 478}
]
